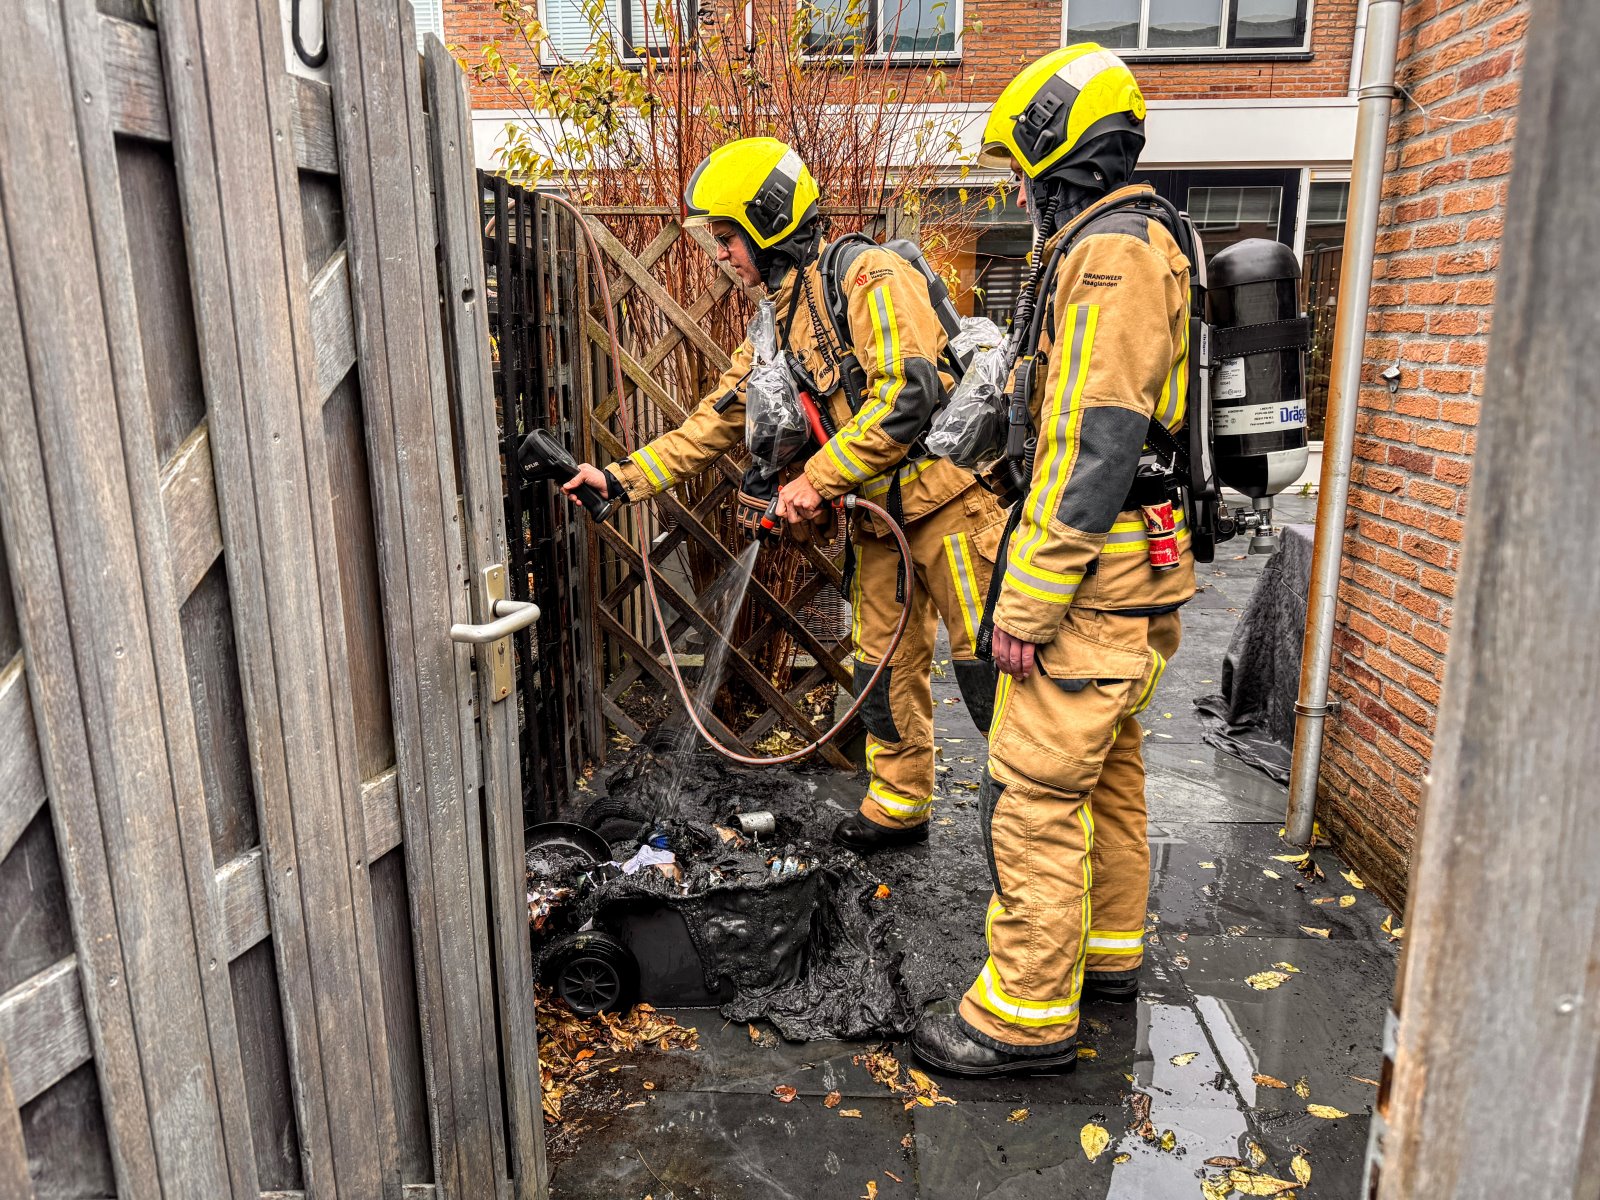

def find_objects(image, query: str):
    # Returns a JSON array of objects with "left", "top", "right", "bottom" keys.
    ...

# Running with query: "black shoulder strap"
[{"left": 816, "top": 233, "right": 876, "bottom": 348}]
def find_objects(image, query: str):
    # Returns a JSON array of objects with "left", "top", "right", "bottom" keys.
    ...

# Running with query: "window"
[
  {"left": 803, "top": 0, "right": 960, "bottom": 59},
  {"left": 1065, "top": 0, "right": 1310, "bottom": 54},
  {"left": 539, "top": 0, "right": 689, "bottom": 62},
  {"left": 413, "top": 0, "right": 445, "bottom": 42}
]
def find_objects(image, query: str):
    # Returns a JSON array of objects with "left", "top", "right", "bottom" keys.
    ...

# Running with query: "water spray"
[{"left": 521, "top": 193, "right": 917, "bottom": 768}]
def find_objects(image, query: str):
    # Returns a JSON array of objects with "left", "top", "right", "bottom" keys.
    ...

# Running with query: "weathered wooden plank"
[
  {"left": 256, "top": 1189, "right": 438, "bottom": 1200},
  {"left": 0, "top": 1042, "right": 33, "bottom": 1200},
  {"left": 150, "top": 0, "right": 389, "bottom": 1191},
  {"left": 324, "top": 0, "right": 493, "bottom": 1192},
  {"left": 0, "top": 656, "right": 48, "bottom": 866},
  {"left": 362, "top": 767, "right": 403, "bottom": 860},
  {"left": 3, "top": 2, "right": 249, "bottom": 1191},
  {"left": 102, "top": 12, "right": 167, "bottom": 142},
  {"left": 161, "top": 422, "right": 224, "bottom": 600},
  {"left": 310, "top": 249, "right": 357, "bottom": 402},
  {"left": 1377, "top": 4, "right": 1600, "bottom": 1194},
  {"left": 218, "top": 848, "right": 270, "bottom": 960},
  {"left": 0, "top": 959, "right": 91, "bottom": 1108},
  {"left": 424, "top": 38, "right": 546, "bottom": 1198},
  {"left": 290, "top": 74, "right": 339, "bottom": 176},
  {"left": 64, "top": 1, "right": 269, "bottom": 1189},
  {"left": 0, "top": 197, "right": 160, "bottom": 1200}
]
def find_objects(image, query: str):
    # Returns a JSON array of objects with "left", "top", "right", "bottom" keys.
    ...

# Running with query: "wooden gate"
[
  {"left": 573, "top": 207, "right": 896, "bottom": 768},
  {"left": 0, "top": 4, "right": 543, "bottom": 1198}
]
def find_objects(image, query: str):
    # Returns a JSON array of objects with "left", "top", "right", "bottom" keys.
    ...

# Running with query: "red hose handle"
[{"left": 541, "top": 193, "right": 916, "bottom": 766}]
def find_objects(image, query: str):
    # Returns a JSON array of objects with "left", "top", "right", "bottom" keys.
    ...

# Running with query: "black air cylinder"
[{"left": 1205, "top": 239, "right": 1309, "bottom": 499}]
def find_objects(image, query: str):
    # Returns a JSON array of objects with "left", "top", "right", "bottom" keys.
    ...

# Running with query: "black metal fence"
[{"left": 479, "top": 173, "right": 602, "bottom": 820}]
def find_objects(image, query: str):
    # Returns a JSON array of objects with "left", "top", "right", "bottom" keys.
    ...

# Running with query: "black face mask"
[{"left": 1025, "top": 129, "right": 1145, "bottom": 239}]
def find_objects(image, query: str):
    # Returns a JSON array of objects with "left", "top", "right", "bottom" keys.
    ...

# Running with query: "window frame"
[
  {"left": 1060, "top": 0, "right": 1314, "bottom": 58},
  {"left": 536, "top": 0, "right": 692, "bottom": 66},
  {"left": 799, "top": 0, "right": 965, "bottom": 64}
]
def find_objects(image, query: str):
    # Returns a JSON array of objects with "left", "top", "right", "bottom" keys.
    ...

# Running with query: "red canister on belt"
[{"left": 1141, "top": 500, "right": 1181, "bottom": 570}]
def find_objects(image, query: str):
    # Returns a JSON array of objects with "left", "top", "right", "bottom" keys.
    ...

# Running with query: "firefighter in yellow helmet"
[
  {"left": 910, "top": 46, "right": 1196, "bottom": 1076},
  {"left": 563, "top": 137, "right": 1008, "bottom": 851}
]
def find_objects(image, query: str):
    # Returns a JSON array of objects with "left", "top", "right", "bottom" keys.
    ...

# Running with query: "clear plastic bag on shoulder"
[
  {"left": 947, "top": 316, "right": 1005, "bottom": 371},
  {"left": 744, "top": 300, "right": 808, "bottom": 477},
  {"left": 924, "top": 337, "right": 1012, "bottom": 468}
]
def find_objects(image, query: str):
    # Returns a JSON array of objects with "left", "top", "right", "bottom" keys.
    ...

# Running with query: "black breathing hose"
[{"left": 540, "top": 192, "right": 918, "bottom": 766}]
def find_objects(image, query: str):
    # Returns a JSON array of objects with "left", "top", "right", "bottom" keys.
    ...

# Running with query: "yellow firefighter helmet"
[
  {"left": 683, "top": 137, "right": 821, "bottom": 251},
  {"left": 979, "top": 44, "right": 1147, "bottom": 181}
]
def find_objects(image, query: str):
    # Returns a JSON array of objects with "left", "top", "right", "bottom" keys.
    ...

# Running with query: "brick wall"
[
  {"left": 448, "top": 0, "right": 1358, "bottom": 110},
  {"left": 1317, "top": 0, "right": 1526, "bottom": 906}
]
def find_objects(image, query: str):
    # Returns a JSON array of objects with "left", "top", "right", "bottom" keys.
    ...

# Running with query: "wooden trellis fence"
[{"left": 571, "top": 207, "right": 898, "bottom": 771}]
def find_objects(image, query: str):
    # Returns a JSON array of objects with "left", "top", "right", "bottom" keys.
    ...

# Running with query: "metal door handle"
[{"left": 450, "top": 598, "right": 540, "bottom": 645}]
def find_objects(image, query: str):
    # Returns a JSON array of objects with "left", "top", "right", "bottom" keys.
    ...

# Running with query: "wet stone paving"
[{"left": 549, "top": 496, "right": 1400, "bottom": 1199}]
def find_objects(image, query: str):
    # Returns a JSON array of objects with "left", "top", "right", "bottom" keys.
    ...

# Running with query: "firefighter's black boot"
[
  {"left": 1082, "top": 968, "right": 1140, "bottom": 1002},
  {"left": 910, "top": 1001, "right": 1078, "bottom": 1078},
  {"left": 832, "top": 812, "right": 929, "bottom": 853}
]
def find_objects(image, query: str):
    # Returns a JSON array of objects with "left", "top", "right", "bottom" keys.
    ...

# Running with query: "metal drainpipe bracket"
[{"left": 1294, "top": 698, "right": 1343, "bottom": 718}]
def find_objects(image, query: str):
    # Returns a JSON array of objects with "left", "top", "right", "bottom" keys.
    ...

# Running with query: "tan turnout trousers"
[{"left": 849, "top": 487, "right": 1006, "bottom": 829}]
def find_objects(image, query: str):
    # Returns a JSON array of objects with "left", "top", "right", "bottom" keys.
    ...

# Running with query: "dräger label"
[
  {"left": 1213, "top": 399, "right": 1307, "bottom": 436},
  {"left": 1215, "top": 356, "right": 1247, "bottom": 401}
]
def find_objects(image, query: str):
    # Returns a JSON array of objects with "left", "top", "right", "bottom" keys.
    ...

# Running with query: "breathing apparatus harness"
[{"left": 528, "top": 193, "right": 917, "bottom": 767}]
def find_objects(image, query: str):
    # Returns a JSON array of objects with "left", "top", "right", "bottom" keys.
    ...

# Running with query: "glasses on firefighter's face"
[{"left": 712, "top": 228, "right": 739, "bottom": 251}]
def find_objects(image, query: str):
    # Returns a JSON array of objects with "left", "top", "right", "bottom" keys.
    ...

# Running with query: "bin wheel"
[
  {"left": 578, "top": 796, "right": 652, "bottom": 848},
  {"left": 540, "top": 932, "right": 639, "bottom": 1016}
]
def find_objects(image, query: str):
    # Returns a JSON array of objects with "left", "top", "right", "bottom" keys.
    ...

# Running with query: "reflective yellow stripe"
[
  {"left": 944, "top": 533, "right": 980, "bottom": 647},
  {"left": 1014, "top": 304, "right": 1098, "bottom": 568},
  {"left": 1087, "top": 929, "right": 1145, "bottom": 955},
  {"left": 861, "top": 457, "right": 931, "bottom": 498},
  {"left": 1158, "top": 314, "right": 1189, "bottom": 431},
  {"left": 866, "top": 741, "right": 930, "bottom": 816},
  {"left": 824, "top": 286, "right": 903, "bottom": 484},
  {"left": 985, "top": 896, "right": 1004, "bottom": 945},
  {"left": 971, "top": 959, "right": 1079, "bottom": 1028},
  {"left": 630, "top": 446, "right": 673, "bottom": 488},
  {"left": 1003, "top": 554, "right": 1082, "bottom": 605},
  {"left": 1100, "top": 513, "right": 1190, "bottom": 555},
  {"left": 1130, "top": 649, "right": 1167, "bottom": 716},
  {"left": 850, "top": 558, "right": 865, "bottom": 662},
  {"left": 993, "top": 671, "right": 1015, "bottom": 730},
  {"left": 1076, "top": 802, "right": 1094, "bottom": 1000}
]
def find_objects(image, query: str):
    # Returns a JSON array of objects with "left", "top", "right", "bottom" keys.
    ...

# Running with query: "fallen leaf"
[
  {"left": 1263, "top": 869, "right": 1282, "bottom": 880},
  {"left": 622, "top": 1100, "right": 646, "bottom": 1110},
  {"left": 1298, "top": 925, "right": 1331, "bottom": 938},
  {"left": 1227, "top": 1167, "right": 1300, "bottom": 1195},
  {"left": 1008, "top": 1108, "right": 1030, "bottom": 1123},
  {"left": 1080, "top": 1122, "right": 1110, "bottom": 1162},
  {"left": 1171, "top": 1052, "right": 1199, "bottom": 1066},
  {"left": 1272, "top": 853, "right": 1310, "bottom": 864},
  {"left": 873, "top": 884, "right": 891, "bottom": 900},
  {"left": 1201, "top": 1178, "right": 1233, "bottom": 1200},
  {"left": 1339, "top": 894, "right": 1357, "bottom": 908},
  {"left": 1272, "top": 962, "right": 1301, "bottom": 973},
  {"left": 1341, "top": 868, "right": 1366, "bottom": 890},
  {"left": 1205, "top": 1156, "right": 1246, "bottom": 1168},
  {"left": 1350, "top": 1075, "right": 1381, "bottom": 1087},
  {"left": 1199, "top": 861, "right": 1216, "bottom": 869},
  {"left": 885, "top": 1171, "right": 903, "bottom": 1183},
  {"left": 642, "top": 1081, "right": 655, "bottom": 1091},
  {"left": 1175, "top": 951, "right": 1192, "bottom": 970},
  {"left": 1078, "top": 1047, "right": 1098, "bottom": 1059},
  {"left": 1293, "top": 1154, "right": 1312, "bottom": 1184},
  {"left": 1247, "top": 970, "right": 1293, "bottom": 991},
  {"left": 1308, "top": 1103, "right": 1350, "bottom": 1119},
  {"left": 901, "top": 1133, "right": 914, "bottom": 1149},
  {"left": 1381, "top": 913, "right": 1406, "bottom": 940},
  {"left": 824, "top": 1091, "right": 841, "bottom": 1109},
  {"left": 1226, "top": 924, "right": 1250, "bottom": 936},
  {"left": 574, "top": 1049, "right": 595, "bottom": 1062},
  {"left": 840, "top": 1108, "right": 863, "bottom": 1118},
  {"left": 1253, "top": 1073, "right": 1288, "bottom": 1089},
  {"left": 1293, "top": 1075, "right": 1310, "bottom": 1099},
  {"left": 772, "top": 1086, "right": 798, "bottom": 1103},
  {"left": 1158, "top": 1129, "right": 1177, "bottom": 1153},
  {"left": 863, "top": 1182, "right": 878, "bottom": 1200},
  {"left": 1248, "top": 1140, "right": 1268, "bottom": 1167},
  {"left": 1310, "top": 896, "right": 1335, "bottom": 905},
  {"left": 1113, "top": 1152, "right": 1131, "bottom": 1165}
]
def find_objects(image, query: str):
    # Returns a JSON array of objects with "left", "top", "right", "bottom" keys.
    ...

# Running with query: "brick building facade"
[{"left": 1317, "top": 0, "right": 1526, "bottom": 905}]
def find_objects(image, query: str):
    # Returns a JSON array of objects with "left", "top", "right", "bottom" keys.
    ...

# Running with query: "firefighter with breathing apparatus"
[
  {"left": 562, "top": 137, "right": 1009, "bottom": 853},
  {"left": 910, "top": 45, "right": 1199, "bottom": 1076}
]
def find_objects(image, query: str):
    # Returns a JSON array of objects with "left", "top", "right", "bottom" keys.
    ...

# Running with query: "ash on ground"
[{"left": 531, "top": 744, "right": 925, "bottom": 1041}]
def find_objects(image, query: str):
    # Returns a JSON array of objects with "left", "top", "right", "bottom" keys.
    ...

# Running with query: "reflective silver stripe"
[{"left": 1055, "top": 47, "right": 1125, "bottom": 91}]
